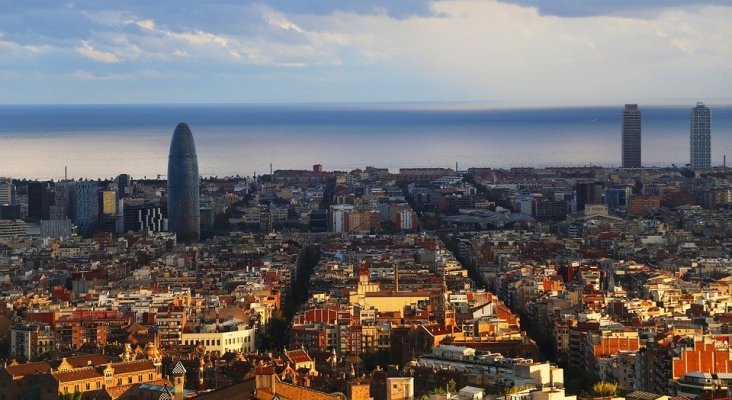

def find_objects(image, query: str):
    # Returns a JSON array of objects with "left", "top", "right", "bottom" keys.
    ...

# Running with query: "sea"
[{"left": 0, "top": 103, "right": 730, "bottom": 180}]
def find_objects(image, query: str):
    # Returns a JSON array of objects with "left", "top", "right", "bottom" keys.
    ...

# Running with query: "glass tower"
[
  {"left": 167, "top": 123, "right": 200, "bottom": 242},
  {"left": 690, "top": 102, "right": 711, "bottom": 170},
  {"left": 622, "top": 104, "right": 641, "bottom": 168}
]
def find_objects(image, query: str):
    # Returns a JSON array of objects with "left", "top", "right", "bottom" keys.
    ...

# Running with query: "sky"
[{"left": 0, "top": 1, "right": 731, "bottom": 105}]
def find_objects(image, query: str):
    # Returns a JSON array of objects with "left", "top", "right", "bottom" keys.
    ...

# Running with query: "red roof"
[{"left": 285, "top": 349, "right": 312, "bottom": 364}]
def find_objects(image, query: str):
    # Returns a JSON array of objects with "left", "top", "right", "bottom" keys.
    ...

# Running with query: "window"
[
  {"left": 96, "top": 382, "right": 101, "bottom": 389},
  {"left": 128, "top": 377, "right": 133, "bottom": 384},
  {"left": 85, "top": 383, "right": 90, "bottom": 391},
  {"left": 149, "top": 373, "right": 153, "bottom": 380},
  {"left": 117, "top": 378, "right": 122, "bottom": 386},
  {"left": 138, "top": 375, "right": 142, "bottom": 382}
]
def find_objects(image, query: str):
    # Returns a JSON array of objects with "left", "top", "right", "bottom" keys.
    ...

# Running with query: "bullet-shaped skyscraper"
[
  {"left": 167, "top": 123, "right": 200, "bottom": 242},
  {"left": 622, "top": 104, "right": 641, "bottom": 168},
  {"left": 690, "top": 102, "right": 711, "bottom": 170}
]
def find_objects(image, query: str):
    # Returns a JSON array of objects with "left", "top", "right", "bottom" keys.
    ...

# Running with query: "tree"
[
  {"left": 504, "top": 385, "right": 535, "bottom": 396},
  {"left": 592, "top": 381, "right": 619, "bottom": 397},
  {"left": 59, "top": 391, "right": 83, "bottom": 400},
  {"left": 447, "top": 379, "right": 457, "bottom": 394}
]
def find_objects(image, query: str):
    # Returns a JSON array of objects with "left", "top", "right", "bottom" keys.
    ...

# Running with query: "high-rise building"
[
  {"left": 0, "top": 177, "right": 14, "bottom": 205},
  {"left": 27, "top": 181, "right": 53, "bottom": 220},
  {"left": 99, "top": 189, "right": 117, "bottom": 216},
  {"left": 124, "top": 203, "right": 165, "bottom": 233},
  {"left": 75, "top": 181, "right": 99, "bottom": 236},
  {"left": 690, "top": 102, "right": 712, "bottom": 170},
  {"left": 52, "top": 181, "right": 76, "bottom": 220},
  {"left": 116, "top": 173, "right": 131, "bottom": 197},
  {"left": 167, "top": 123, "right": 200, "bottom": 242},
  {"left": 622, "top": 104, "right": 641, "bottom": 168}
]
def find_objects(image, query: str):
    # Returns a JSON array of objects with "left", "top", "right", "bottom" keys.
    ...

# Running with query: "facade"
[
  {"left": 55, "top": 310, "right": 131, "bottom": 349},
  {"left": 690, "top": 102, "right": 712, "bottom": 170},
  {"left": 0, "top": 219, "right": 27, "bottom": 239},
  {"left": 627, "top": 195, "right": 661, "bottom": 216},
  {"left": 10, "top": 324, "right": 55, "bottom": 361},
  {"left": 40, "top": 219, "right": 72, "bottom": 239},
  {"left": 156, "top": 305, "right": 188, "bottom": 348},
  {"left": 75, "top": 181, "right": 99, "bottom": 236},
  {"left": 180, "top": 318, "right": 256, "bottom": 355},
  {"left": 622, "top": 104, "right": 642, "bottom": 168},
  {"left": 0, "top": 177, "right": 14, "bottom": 205},
  {"left": 52, "top": 181, "right": 76, "bottom": 220},
  {"left": 123, "top": 203, "right": 165, "bottom": 233},
  {"left": 386, "top": 377, "right": 414, "bottom": 400},
  {"left": 167, "top": 123, "right": 200, "bottom": 242},
  {"left": 27, "top": 181, "right": 52, "bottom": 220},
  {"left": 100, "top": 189, "right": 118, "bottom": 216}
]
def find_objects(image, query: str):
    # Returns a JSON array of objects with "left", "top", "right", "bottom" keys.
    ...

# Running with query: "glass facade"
[{"left": 167, "top": 122, "right": 200, "bottom": 242}]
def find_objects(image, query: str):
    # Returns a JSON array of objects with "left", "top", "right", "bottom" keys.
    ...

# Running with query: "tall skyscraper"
[
  {"left": 622, "top": 104, "right": 641, "bottom": 168},
  {"left": 167, "top": 123, "right": 200, "bottom": 242},
  {"left": 52, "top": 181, "right": 76, "bottom": 220},
  {"left": 28, "top": 181, "right": 52, "bottom": 220},
  {"left": 75, "top": 181, "right": 99, "bottom": 236},
  {"left": 690, "top": 102, "right": 712, "bottom": 170}
]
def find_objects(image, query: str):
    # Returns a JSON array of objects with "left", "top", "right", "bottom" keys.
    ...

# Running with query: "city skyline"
[{"left": 0, "top": 1, "right": 731, "bottom": 105}]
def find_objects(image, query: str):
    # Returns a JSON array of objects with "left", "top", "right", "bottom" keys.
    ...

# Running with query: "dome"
[{"left": 144, "top": 342, "right": 160, "bottom": 358}]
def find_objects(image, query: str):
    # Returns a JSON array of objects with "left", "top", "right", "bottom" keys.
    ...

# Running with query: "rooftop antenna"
[
  {"left": 724, "top": 155, "right": 727, "bottom": 169},
  {"left": 270, "top": 163, "right": 273, "bottom": 175},
  {"left": 65, "top": 166, "right": 67, "bottom": 181}
]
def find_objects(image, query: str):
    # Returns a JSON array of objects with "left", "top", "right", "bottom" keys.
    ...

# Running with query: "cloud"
[
  {"left": 264, "top": 11, "right": 304, "bottom": 33},
  {"left": 76, "top": 40, "right": 121, "bottom": 63},
  {"left": 69, "top": 69, "right": 161, "bottom": 80},
  {"left": 496, "top": 0, "right": 732, "bottom": 18},
  {"left": 1, "top": 0, "right": 731, "bottom": 104},
  {"left": 0, "top": 33, "right": 49, "bottom": 54}
]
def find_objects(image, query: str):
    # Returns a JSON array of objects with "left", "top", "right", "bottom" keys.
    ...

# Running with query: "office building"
[
  {"left": 123, "top": 203, "right": 165, "bottom": 233},
  {"left": 575, "top": 181, "right": 604, "bottom": 211},
  {"left": 0, "top": 177, "right": 14, "bottom": 205},
  {"left": 690, "top": 102, "right": 712, "bottom": 170},
  {"left": 0, "top": 204, "right": 21, "bottom": 220},
  {"left": 117, "top": 173, "right": 131, "bottom": 197},
  {"left": 622, "top": 104, "right": 641, "bottom": 168},
  {"left": 75, "top": 181, "right": 99, "bottom": 236},
  {"left": 27, "top": 181, "right": 53, "bottom": 220},
  {"left": 167, "top": 123, "right": 200, "bottom": 242},
  {"left": 52, "top": 181, "right": 76, "bottom": 220}
]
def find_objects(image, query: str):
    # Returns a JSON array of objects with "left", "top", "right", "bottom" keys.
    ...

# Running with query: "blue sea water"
[{"left": 0, "top": 103, "right": 730, "bottom": 180}]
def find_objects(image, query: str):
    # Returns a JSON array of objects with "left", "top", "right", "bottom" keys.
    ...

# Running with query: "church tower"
[{"left": 172, "top": 361, "right": 187, "bottom": 400}]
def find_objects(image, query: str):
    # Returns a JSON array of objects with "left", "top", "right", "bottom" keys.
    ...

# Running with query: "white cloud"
[
  {"left": 69, "top": 69, "right": 161, "bottom": 81},
  {"left": 5, "top": 1, "right": 732, "bottom": 103},
  {"left": 0, "top": 33, "right": 49, "bottom": 54},
  {"left": 76, "top": 40, "right": 121, "bottom": 63},
  {"left": 264, "top": 11, "right": 304, "bottom": 33}
]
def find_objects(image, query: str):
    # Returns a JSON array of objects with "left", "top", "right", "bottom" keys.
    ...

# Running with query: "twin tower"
[{"left": 167, "top": 123, "right": 200, "bottom": 242}]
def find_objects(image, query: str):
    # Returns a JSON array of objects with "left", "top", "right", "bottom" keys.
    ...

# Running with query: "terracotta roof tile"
[
  {"left": 112, "top": 360, "right": 157, "bottom": 374},
  {"left": 4, "top": 361, "right": 51, "bottom": 377},
  {"left": 52, "top": 367, "right": 102, "bottom": 382},
  {"left": 284, "top": 349, "right": 312, "bottom": 364}
]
